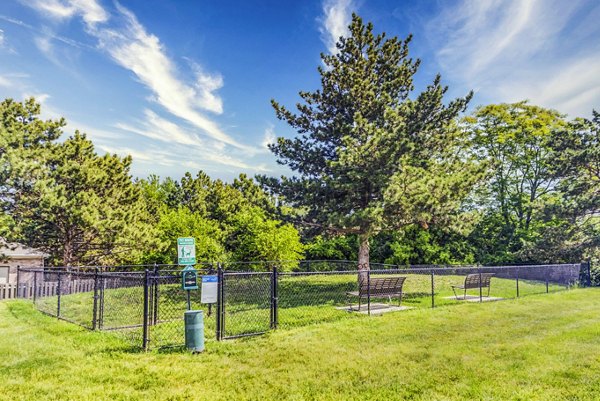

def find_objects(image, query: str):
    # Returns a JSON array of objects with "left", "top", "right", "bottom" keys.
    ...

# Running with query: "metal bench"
[
  {"left": 346, "top": 276, "right": 406, "bottom": 311},
  {"left": 452, "top": 273, "right": 495, "bottom": 299}
]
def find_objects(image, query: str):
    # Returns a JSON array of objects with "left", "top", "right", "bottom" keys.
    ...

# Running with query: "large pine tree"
[{"left": 260, "top": 15, "right": 479, "bottom": 270}]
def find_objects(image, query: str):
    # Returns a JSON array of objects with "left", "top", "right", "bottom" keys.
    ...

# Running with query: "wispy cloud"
[
  {"left": 0, "top": 27, "right": 17, "bottom": 54},
  {"left": 261, "top": 124, "right": 276, "bottom": 149},
  {"left": 21, "top": 0, "right": 108, "bottom": 25},
  {"left": 115, "top": 109, "right": 205, "bottom": 147},
  {"left": 0, "top": 75, "right": 12, "bottom": 88},
  {"left": 428, "top": 0, "right": 600, "bottom": 117},
  {"left": 319, "top": 0, "right": 355, "bottom": 54},
  {"left": 22, "top": 0, "right": 255, "bottom": 153}
]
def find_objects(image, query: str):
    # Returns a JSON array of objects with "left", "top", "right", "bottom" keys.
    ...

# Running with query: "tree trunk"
[{"left": 358, "top": 234, "right": 370, "bottom": 269}]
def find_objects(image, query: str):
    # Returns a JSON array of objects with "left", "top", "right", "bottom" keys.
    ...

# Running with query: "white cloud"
[
  {"left": 34, "top": 35, "right": 54, "bottom": 58},
  {"left": 261, "top": 124, "right": 276, "bottom": 149},
  {"left": 22, "top": 0, "right": 108, "bottom": 25},
  {"left": 23, "top": 0, "right": 256, "bottom": 152},
  {"left": 319, "top": 0, "right": 355, "bottom": 54},
  {"left": 429, "top": 0, "right": 600, "bottom": 117},
  {"left": 0, "top": 29, "right": 4, "bottom": 47},
  {"left": 115, "top": 109, "right": 205, "bottom": 147},
  {"left": 0, "top": 75, "right": 12, "bottom": 88},
  {"left": 495, "top": 55, "right": 600, "bottom": 117}
]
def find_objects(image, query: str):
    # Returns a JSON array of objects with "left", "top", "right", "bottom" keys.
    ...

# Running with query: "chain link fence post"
[
  {"left": 152, "top": 263, "right": 159, "bottom": 325},
  {"left": 33, "top": 270, "right": 37, "bottom": 304},
  {"left": 142, "top": 269, "right": 150, "bottom": 351},
  {"left": 516, "top": 266, "right": 520, "bottom": 298},
  {"left": 431, "top": 269, "right": 435, "bottom": 308},
  {"left": 92, "top": 267, "right": 98, "bottom": 330},
  {"left": 270, "top": 264, "right": 278, "bottom": 329},
  {"left": 57, "top": 269, "right": 62, "bottom": 318},
  {"left": 216, "top": 263, "right": 223, "bottom": 341},
  {"left": 16, "top": 266, "right": 21, "bottom": 298},
  {"left": 479, "top": 267, "right": 483, "bottom": 303},
  {"left": 367, "top": 269, "right": 371, "bottom": 316}
]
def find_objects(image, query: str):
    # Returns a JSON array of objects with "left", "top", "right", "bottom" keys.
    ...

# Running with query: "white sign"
[
  {"left": 177, "top": 237, "right": 196, "bottom": 265},
  {"left": 201, "top": 275, "right": 218, "bottom": 304}
]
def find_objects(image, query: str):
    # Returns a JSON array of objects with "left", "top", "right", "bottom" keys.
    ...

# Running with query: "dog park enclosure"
[{"left": 15, "top": 261, "right": 591, "bottom": 350}]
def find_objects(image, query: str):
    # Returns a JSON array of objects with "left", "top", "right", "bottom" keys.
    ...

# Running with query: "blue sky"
[{"left": 1, "top": 0, "right": 599, "bottom": 181}]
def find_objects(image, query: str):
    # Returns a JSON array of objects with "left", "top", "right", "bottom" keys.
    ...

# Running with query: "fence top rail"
[
  {"left": 274, "top": 264, "right": 581, "bottom": 276},
  {"left": 18, "top": 262, "right": 582, "bottom": 274},
  {"left": 222, "top": 271, "right": 273, "bottom": 277}
]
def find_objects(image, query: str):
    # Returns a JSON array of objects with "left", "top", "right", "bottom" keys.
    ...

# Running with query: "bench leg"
[
  {"left": 346, "top": 294, "right": 356, "bottom": 312},
  {"left": 452, "top": 286, "right": 458, "bottom": 300}
]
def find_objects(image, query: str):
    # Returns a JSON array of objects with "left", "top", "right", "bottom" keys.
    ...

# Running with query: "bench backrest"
[
  {"left": 463, "top": 273, "right": 495, "bottom": 289},
  {"left": 358, "top": 276, "right": 406, "bottom": 296}
]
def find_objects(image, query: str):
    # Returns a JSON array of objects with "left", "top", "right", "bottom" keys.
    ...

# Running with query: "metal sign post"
[{"left": 182, "top": 266, "right": 198, "bottom": 310}]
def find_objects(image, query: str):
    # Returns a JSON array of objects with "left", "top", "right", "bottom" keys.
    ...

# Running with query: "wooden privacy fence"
[
  {"left": 0, "top": 283, "right": 18, "bottom": 300},
  {"left": 0, "top": 280, "right": 98, "bottom": 300}
]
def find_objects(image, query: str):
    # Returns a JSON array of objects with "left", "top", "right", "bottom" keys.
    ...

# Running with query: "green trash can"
[{"left": 184, "top": 310, "right": 204, "bottom": 352}]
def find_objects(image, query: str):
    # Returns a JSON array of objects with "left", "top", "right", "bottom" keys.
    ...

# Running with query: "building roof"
[{"left": 0, "top": 238, "right": 49, "bottom": 259}]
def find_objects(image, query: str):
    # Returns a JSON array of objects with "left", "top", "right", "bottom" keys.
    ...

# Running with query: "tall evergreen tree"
[
  {"left": 260, "top": 15, "right": 476, "bottom": 270},
  {"left": 17, "top": 132, "right": 157, "bottom": 265},
  {"left": 1, "top": 98, "right": 157, "bottom": 265}
]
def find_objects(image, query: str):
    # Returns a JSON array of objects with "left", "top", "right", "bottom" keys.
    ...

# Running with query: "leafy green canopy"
[
  {"left": 1, "top": 98, "right": 157, "bottom": 265},
  {"left": 260, "top": 14, "right": 478, "bottom": 267},
  {"left": 137, "top": 172, "right": 304, "bottom": 269}
]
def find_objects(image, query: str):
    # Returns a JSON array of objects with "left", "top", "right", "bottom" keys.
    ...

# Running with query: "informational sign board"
[
  {"left": 182, "top": 266, "right": 199, "bottom": 290},
  {"left": 201, "top": 275, "right": 218, "bottom": 304},
  {"left": 177, "top": 237, "right": 196, "bottom": 265}
]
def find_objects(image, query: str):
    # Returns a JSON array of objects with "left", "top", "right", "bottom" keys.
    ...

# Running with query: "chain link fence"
[{"left": 17, "top": 261, "right": 591, "bottom": 349}]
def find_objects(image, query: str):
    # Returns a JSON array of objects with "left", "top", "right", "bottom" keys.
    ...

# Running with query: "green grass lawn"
[{"left": 1, "top": 288, "right": 599, "bottom": 400}]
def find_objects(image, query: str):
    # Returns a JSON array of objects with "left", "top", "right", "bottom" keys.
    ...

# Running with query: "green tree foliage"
[
  {"left": 1, "top": 98, "right": 157, "bottom": 265},
  {"left": 0, "top": 98, "right": 63, "bottom": 238},
  {"left": 137, "top": 172, "right": 304, "bottom": 269},
  {"left": 466, "top": 102, "right": 568, "bottom": 263},
  {"left": 146, "top": 207, "right": 227, "bottom": 264},
  {"left": 260, "top": 14, "right": 477, "bottom": 269},
  {"left": 518, "top": 110, "right": 599, "bottom": 263},
  {"left": 229, "top": 207, "right": 304, "bottom": 265},
  {"left": 305, "top": 235, "right": 358, "bottom": 261}
]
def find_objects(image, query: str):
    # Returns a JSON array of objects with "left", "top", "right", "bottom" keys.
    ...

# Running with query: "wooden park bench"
[
  {"left": 452, "top": 273, "right": 495, "bottom": 300},
  {"left": 346, "top": 276, "right": 406, "bottom": 311}
]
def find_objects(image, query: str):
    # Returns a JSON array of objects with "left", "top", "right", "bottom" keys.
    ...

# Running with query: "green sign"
[
  {"left": 177, "top": 237, "right": 196, "bottom": 265},
  {"left": 182, "top": 266, "right": 198, "bottom": 290}
]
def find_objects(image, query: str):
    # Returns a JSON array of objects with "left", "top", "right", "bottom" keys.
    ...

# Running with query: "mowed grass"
[{"left": 1, "top": 288, "right": 600, "bottom": 401}]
